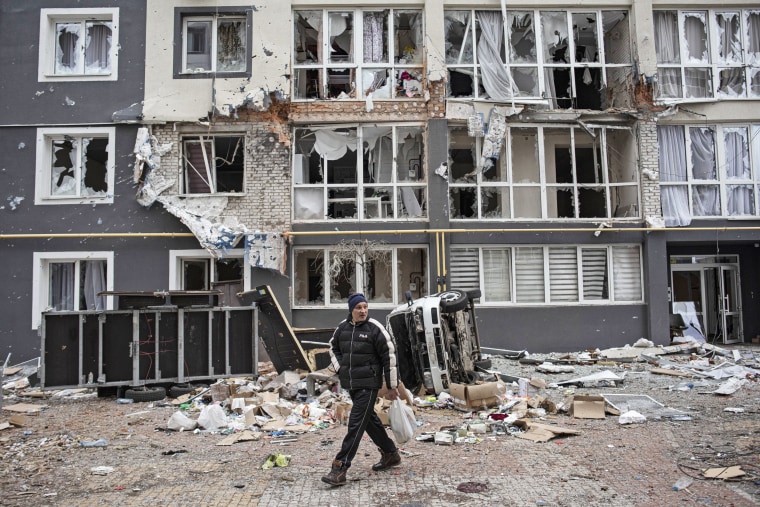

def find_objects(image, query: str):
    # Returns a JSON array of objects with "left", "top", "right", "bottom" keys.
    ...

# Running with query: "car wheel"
[
  {"left": 438, "top": 290, "right": 468, "bottom": 312},
  {"left": 170, "top": 383, "right": 196, "bottom": 398},
  {"left": 124, "top": 386, "right": 166, "bottom": 402}
]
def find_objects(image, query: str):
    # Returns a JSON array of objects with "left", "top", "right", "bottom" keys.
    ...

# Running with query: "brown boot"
[
  {"left": 321, "top": 460, "right": 347, "bottom": 486},
  {"left": 371, "top": 449, "right": 401, "bottom": 472}
]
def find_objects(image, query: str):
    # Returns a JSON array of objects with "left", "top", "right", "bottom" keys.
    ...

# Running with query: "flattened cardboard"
[
  {"left": 449, "top": 382, "right": 501, "bottom": 411},
  {"left": 513, "top": 419, "right": 581, "bottom": 443},
  {"left": 703, "top": 466, "right": 745, "bottom": 479},
  {"left": 2, "top": 403, "right": 46, "bottom": 414},
  {"left": 571, "top": 395, "right": 606, "bottom": 419}
]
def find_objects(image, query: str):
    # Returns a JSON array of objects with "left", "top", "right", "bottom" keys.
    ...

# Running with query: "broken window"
[
  {"left": 444, "top": 9, "right": 632, "bottom": 109},
  {"left": 658, "top": 124, "right": 760, "bottom": 224},
  {"left": 450, "top": 244, "right": 641, "bottom": 304},
  {"left": 36, "top": 127, "right": 114, "bottom": 204},
  {"left": 449, "top": 124, "right": 639, "bottom": 220},
  {"left": 293, "top": 9, "right": 422, "bottom": 99},
  {"left": 182, "top": 135, "right": 245, "bottom": 194},
  {"left": 293, "top": 246, "right": 427, "bottom": 307},
  {"left": 180, "top": 257, "right": 242, "bottom": 290},
  {"left": 39, "top": 9, "right": 119, "bottom": 81},
  {"left": 655, "top": 8, "right": 760, "bottom": 100},
  {"left": 293, "top": 125, "right": 425, "bottom": 220},
  {"left": 181, "top": 15, "right": 247, "bottom": 73}
]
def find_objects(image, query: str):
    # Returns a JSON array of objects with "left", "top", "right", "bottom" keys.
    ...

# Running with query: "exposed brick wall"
[
  {"left": 147, "top": 122, "right": 291, "bottom": 234},
  {"left": 637, "top": 115, "right": 662, "bottom": 222}
]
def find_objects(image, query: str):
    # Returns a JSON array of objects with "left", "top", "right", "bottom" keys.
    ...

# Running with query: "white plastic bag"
[
  {"left": 167, "top": 410, "right": 197, "bottom": 431},
  {"left": 198, "top": 404, "right": 228, "bottom": 430},
  {"left": 388, "top": 399, "right": 416, "bottom": 444}
]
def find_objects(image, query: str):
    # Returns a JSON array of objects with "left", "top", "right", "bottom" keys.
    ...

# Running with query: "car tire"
[
  {"left": 169, "top": 383, "right": 196, "bottom": 398},
  {"left": 438, "top": 290, "right": 468, "bottom": 312},
  {"left": 474, "top": 358, "right": 492, "bottom": 370},
  {"left": 124, "top": 386, "right": 166, "bottom": 402}
]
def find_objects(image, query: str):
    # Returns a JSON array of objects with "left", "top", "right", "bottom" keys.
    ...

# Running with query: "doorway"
[{"left": 670, "top": 255, "right": 742, "bottom": 344}]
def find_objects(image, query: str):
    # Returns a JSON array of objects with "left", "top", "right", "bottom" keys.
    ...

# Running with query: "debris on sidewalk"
[{"left": 703, "top": 466, "right": 746, "bottom": 480}]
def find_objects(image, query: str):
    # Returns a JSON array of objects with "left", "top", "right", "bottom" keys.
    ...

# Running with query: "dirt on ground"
[{"left": 1, "top": 343, "right": 759, "bottom": 507}]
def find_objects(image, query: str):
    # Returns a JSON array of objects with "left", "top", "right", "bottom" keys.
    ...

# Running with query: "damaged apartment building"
[{"left": 2, "top": 0, "right": 760, "bottom": 365}]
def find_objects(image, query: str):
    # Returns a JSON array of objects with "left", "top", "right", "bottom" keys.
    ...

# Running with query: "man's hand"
[{"left": 386, "top": 388, "right": 399, "bottom": 400}]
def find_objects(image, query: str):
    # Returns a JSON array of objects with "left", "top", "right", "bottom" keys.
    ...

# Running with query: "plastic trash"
[
  {"left": 167, "top": 411, "right": 198, "bottom": 431},
  {"left": 673, "top": 477, "right": 693, "bottom": 491},
  {"left": 80, "top": 438, "right": 108, "bottom": 448}
]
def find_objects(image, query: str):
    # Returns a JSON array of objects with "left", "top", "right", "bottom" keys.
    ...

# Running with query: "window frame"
[
  {"left": 292, "top": 124, "right": 427, "bottom": 221},
  {"left": 449, "top": 244, "right": 643, "bottom": 305},
  {"left": 173, "top": 7, "right": 252, "bottom": 79},
  {"left": 292, "top": 8, "right": 424, "bottom": 100},
  {"left": 32, "top": 251, "right": 114, "bottom": 330},
  {"left": 34, "top": 127, "right": 116, "bottom": 205},
  {"left": 180, "top": 133, "right": 246, "bottom": 195},
  {"left": 448, "top": 123, "right": 640, "bottom": 221},
  {"left": 38, "top": 8, "right": 119, "bottom": 82},
  {"left": 658, "top": 124, "right": 760, "bottom": 219},
  {"left": 654, "top": 9, "right": 760, "bottom": 101},
  {"left": 292, "top": 245, "right": 428, "bottom": 308},
  {"left": 444, "top": 8, "right": 632, "bottom": 105},
  {"left": 169, "top": 249, "right": 249, "bottom": 291}
]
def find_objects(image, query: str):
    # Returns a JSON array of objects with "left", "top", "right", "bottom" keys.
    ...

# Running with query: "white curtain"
[
  {"left": 746, "top": 11, "right": 760, "bottom": 64},
  {"left": 658, "top": 126, "right": 692, "bottom": 226},
  {"left": 83, "top": 260, "right": 107, "bottom": 311},
  {"left": 50, "top": 262, "right": 75, "bottom": 311},
  {"left": 363, "top": 12, "right": 385, "bottom": 63},
  {"left": 476, "top": 11, "right": 519, "bottom": 100},
  {"left": 85, "top": 22, "right": 112, "bottom": 72},
  {"left": 725, "top": 128, "right": 753, "bottom": 215}
]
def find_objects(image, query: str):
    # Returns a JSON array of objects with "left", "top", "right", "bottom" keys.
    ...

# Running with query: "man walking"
[{"left": 322, "top": 293, "right": 402, "bottom": 486}]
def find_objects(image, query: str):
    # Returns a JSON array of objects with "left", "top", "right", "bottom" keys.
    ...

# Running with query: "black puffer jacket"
[{"left": 328, "top": 316, "right": 398, "bottom": 390}]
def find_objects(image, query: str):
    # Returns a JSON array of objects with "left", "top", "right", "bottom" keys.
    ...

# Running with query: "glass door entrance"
[{"left": 670, "top": 256, "right": 742, "bottom": 344}]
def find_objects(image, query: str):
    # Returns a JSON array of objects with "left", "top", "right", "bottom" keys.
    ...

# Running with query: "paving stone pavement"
[{"left": 2, "top": 349, "right": 759, "bottom": 506}]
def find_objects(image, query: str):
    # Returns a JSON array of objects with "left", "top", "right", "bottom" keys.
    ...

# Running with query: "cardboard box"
[
  {"left": 570, "top": 395, "right": 606, "bottom": 419},
  {"left": 448, "top": 382, "right": 501, "bottom": 411}
]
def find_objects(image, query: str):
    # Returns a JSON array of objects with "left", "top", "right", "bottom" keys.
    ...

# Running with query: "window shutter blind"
[
  {"left": 450, "top": 248, "right": 480, "bottom": 291},
  {"left": 483, "top": 248, "right": 511, "bottom": 301},
  {"left": 612, "top": 246, "right": 643, "bottom": 301},
  {"left": 549, "top": 247, "right": 578, "bottom": 302},
  {"left": 582, "top": 248, "right": 608, "bottom": 300},
  {"left": 515, "top": 247, "right": 545, "bottom": 303}
]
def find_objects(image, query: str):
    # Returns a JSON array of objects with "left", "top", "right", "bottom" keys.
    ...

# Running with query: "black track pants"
[{"left": 334, "top": 388, "right": 397, "bottom": 468}]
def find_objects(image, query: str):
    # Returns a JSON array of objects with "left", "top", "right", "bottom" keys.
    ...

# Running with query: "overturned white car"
[{"left": 386, "top": 289, "right": 490, "bottom": 395}]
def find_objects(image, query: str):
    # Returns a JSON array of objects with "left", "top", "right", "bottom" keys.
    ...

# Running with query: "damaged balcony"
[
  {"left": 444, "top": 9, "right": 633, "bottom": 111},
  {"left": 292, "top": 125, "right": 426, "bottom": 221},
  {"left": 293, "top": 9, "right": 424, "bottom": 100},
  {"left": 448, "top": 116, "right": 640, "bottom": 221}
]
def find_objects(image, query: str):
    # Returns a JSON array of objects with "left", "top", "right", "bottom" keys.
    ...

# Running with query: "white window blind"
[
  {"left": 515, "top": 247, "right": 545, "bottom": 303},
  {"left": 549, "top": 247, "right": 578, "bottom": 302},
  {"left": 612, "top": 246, "right": 643, "bottom": 301},
  {"left": 582, "top": 248, "right": 609, "bottom": 300},
  {"left": 449, "top": 248, "right": 480, "bottom": 291},
  {"left": 483, "top": 248, "right": 511, "bottom": 301}
]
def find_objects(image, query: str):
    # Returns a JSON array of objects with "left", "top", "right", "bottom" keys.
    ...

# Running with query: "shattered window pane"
[
  {"left": 682, "top": 12, "right": 709, "bottom": 63},
  {"left": 294, "top": 250, "right": 325, "bottom": 305},
  {"left": 717, "top": 68, "right": 745, "bottom": 97},
  {"left": 183, "top": 15, "right": 246, "bottom": 73},
  {"left": 328, "top": 252, "right": 356, "bottom": 303},
  {"left": 183, "top": 259, "right": 209, "bottom": 290},
  {"left": 751, "top": 69, "right": 760, "bottom": 97},
  {"left": 603, "top": 11, "right": 630, "bottom": 64},
  {"left": 716, "top": 12, "right": 742, "bottom": 63},
  {"left": 607, "top": 129, "right": 639, "bottom": 217},
  {"left": 508, "top": 12, "right": 536, "bottom": 63},
  {"left": 217, "top": 18, "right": 246, "bottom": 72},
  {"left": 573, "top": 13, "right": 598, "bottom": 64},
  {"left": 183, "top": 135, "right": 244, "bottom": 194},
  {"left": 295, "top": 11, "right": 322, "bottom": 64},
  {"left": 480, "top": 187, "right": 510, "bottom": 218},
  {"left": 329, "top": 11, "right": 354, "bottom": 64},
  {"left": 49, "top": 136, "right": 109, "bottom": 198},
  {"left": 445, "top": 11, "right": 474, "bottom": 64},
  {"left": 395, "top": 11, "right": 422, "bottom": 65},
  {"left": 44, "top": 10, "right": 117, "bottom": 80}
]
